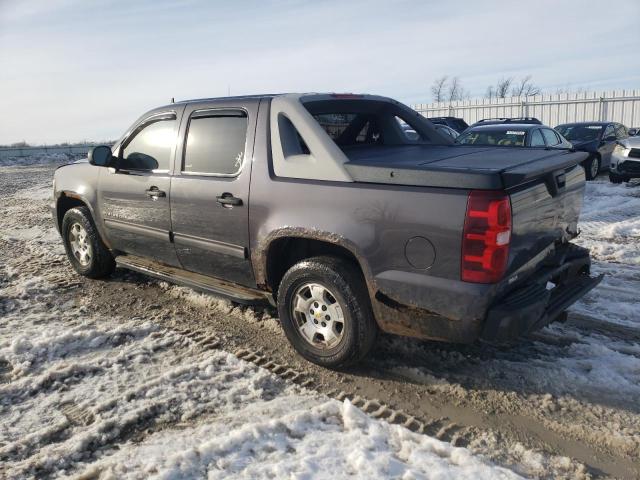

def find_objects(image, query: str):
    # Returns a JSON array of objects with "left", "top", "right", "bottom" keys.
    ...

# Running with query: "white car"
[{"left": 610, "top": 136, "right": 640, "bottom": 183}]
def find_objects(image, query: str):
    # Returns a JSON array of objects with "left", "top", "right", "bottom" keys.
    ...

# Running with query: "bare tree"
[
  {"left": 447, "top": 76, "right": 466, "bottom": 102},
  {"left": 495, "top": 77, "right": 513, "bottom": 98},
  {"left": 512, "top": 75, "right": 540, "bottom": 97},
  {"left": 431, "top": 76, "right": 448, "bottom": 103}
]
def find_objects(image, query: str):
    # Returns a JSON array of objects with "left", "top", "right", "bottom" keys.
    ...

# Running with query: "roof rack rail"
[{"left": 475, "top": 117, "right": 542, "bottom": 124}]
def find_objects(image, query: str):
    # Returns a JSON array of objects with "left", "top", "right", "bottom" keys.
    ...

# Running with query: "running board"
[{"left": 115, "top": 254, "right": 273, "bottom": 306}]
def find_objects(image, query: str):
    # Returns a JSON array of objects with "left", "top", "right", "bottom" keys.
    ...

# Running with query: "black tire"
[
  {"left": 583, "top": 155, "right": 600, "bottom": 181},
  {"left": 609, "top": 172, "right": 624, "bottom": 184},
  {"left": 277, "top": 256, "right": 377, "bottom": 368},
  {"left": 61, "top": 206, "right": 115, "bottom": 278}
]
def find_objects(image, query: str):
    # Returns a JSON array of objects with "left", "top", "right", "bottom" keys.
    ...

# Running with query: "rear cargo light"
[{"left": 461, "top": 190, "right": 512, "bottom": 283}]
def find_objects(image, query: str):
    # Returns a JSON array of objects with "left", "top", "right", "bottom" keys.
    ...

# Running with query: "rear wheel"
[
  {"left": 62, "top": 207, "right": 115, "bottom": 278},
  {"left": 583, "top": 155, "right": 600, "bottom": 181},
  {"left": 277, "top": 256, "right": 377, "bottom": 368}
]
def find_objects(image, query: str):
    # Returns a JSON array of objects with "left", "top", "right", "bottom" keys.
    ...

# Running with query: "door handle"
[
  {"left": 216, "top": 192, "right": 243, "bottom": 207},
  {"left": 145, "top": 187, "right": 166, "bottom": 199}
]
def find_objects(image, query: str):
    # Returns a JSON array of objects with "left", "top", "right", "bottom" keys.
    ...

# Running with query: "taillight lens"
[{"left": 461, "top": 190, "right": 512, "bottom": 283}]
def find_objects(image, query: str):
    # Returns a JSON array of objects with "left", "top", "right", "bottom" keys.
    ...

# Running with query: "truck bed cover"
[{"left": 343, "top": 145, "right": 588, "bottom": 189}]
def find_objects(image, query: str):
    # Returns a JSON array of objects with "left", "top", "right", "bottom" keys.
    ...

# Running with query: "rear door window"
[
  {"left": 603, "top": 125, "right": 615, "bottom": 139},
  {"left": 530, "top": 129, "right": 545, "bottom": 146},
  {"left": 542, "top": 128, "right": 561, "bottom": 146},
  {"left": 183, "top": 111, "right": 248, "bottom": 175}
]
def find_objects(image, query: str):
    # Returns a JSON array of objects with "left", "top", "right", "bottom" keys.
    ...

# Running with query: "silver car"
[{"left": 610, "top": 136, "right": 640, "bottom": 183}]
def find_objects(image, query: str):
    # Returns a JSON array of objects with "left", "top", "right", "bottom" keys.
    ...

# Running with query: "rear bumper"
[
  {"left": 612, "top": 158, "right": 640, "bottom": 177},
  {"left": 372, "top": 243, "right": 602, "bottom": 344},
  {"left": 480, "top": 244, "right": 602, "bottom": 343}
]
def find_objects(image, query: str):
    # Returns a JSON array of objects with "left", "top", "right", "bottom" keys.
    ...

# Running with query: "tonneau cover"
[{"left": 343, "top": 145, "right": 588, "bottom": 189}]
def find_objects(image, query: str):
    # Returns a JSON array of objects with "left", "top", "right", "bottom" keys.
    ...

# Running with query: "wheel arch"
[
  {"left": 56, "top": 192, "right": 89, "bottom": 230},
  {"left": 56, "top": 192, "right": 111, "bottom": 248},
  {"left": 255, "top": 231, "right": 374, "bottom": 300}
]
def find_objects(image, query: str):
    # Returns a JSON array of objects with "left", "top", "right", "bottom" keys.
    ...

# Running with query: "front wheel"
[
  {"left": 277, "top": 256, "right": 377, "bottom": 368},
  {"left": 61, "top": 207, "right": 115, "bottom": 278},
  {"left": 583, "top": 156, "right": 600, "bottom": 181}
]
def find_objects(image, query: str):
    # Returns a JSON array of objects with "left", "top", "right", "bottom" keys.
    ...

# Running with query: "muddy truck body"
[{"left": 51, "top": 93, "right": 602, "bottom": 367}]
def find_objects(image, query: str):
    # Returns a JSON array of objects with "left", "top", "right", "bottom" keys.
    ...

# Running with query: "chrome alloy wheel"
[
  {"left": 291, "top": 282, "right": 345, "bottom": 349},
  {"left": 68, "top": 222, "right": 92, "bottom": 266}
]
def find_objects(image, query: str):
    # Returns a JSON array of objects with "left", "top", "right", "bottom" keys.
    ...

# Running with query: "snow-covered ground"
[
  {"left": 0, "top": 155, "right": 522, "bottom": 480},
  {"left": 1, "top": 154, "right": 639, "bottom": 479}
]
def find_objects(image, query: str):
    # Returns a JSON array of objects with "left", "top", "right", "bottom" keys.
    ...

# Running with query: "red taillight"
[{"left": 461, "top": 190, "right": 511, "bottom": 283}]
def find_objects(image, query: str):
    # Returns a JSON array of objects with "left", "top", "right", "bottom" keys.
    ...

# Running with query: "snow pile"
[
  {"left": 572, "top": 179, "right": 640, "bottom": 327},
  {"left": 576, "top": 180, "right": 640, "bottom": 265},
  {"left": 77, "top": 397, "right": 522, "bottom": 480}
]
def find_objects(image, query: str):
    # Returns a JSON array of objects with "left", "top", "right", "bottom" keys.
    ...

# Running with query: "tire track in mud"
[{"left": 2, "top": 163, "right": 640, "bottom": 478}]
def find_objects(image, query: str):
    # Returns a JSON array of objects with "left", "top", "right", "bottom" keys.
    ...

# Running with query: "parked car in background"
[
  {"left": 555, "top": 122, "right": 629, "bottom": 180},
  {"left": 456, "top": 123, "right": 572, "bottom": 149},
  {"left": 470, "top": 117, "right": 542, "bottom": 128},
  {"left": 609, "top": 136, "right": 640, "bottom": 183},
  {"left": 427, "top": 116, "right": 469, "bottom": 133}
]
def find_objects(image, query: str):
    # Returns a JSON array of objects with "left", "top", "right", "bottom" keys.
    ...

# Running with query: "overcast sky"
[{"left": 1, "top": 0, "right": 638, "bottom": 144}]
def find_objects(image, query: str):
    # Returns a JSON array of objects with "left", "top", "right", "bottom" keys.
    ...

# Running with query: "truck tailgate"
[{"left": 506, "top": 163, "right": 585, "bottom": 277}]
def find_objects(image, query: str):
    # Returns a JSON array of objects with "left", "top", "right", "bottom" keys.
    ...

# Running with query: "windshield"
[
  {"left": 555, "top": 125, "right": 602, "bottom": 142},
  {"left": 456, "top": 128, "right": 526, "bottom": 147}
]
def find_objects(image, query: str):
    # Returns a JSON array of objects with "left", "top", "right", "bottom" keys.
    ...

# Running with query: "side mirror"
[
  {"left": 628, "top": 128, "right": 637, "bottom": 136},
  {"left": 604, "top": 135, "right": 617, "bottom": 142},
  {"left": 88, "top": 145, "right": 114, "bottom": 167}
]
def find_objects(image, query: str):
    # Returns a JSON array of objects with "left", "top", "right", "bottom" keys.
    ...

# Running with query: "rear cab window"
[{"left": 300, "top": 98, "right": 445, "bottom": 151}]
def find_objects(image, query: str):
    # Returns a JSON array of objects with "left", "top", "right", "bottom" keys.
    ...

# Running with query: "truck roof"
[{"left": 156, "top": 93, "right": 394, "bottom": 110}]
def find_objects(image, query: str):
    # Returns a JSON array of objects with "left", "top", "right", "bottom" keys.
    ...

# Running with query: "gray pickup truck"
[{"left": 51, "top": 93, "right": 602, "bottom": 368}]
